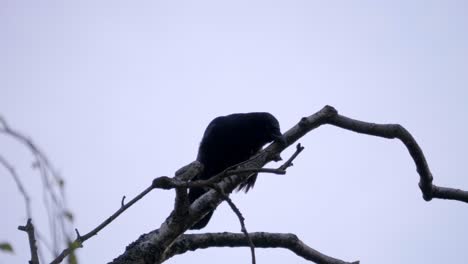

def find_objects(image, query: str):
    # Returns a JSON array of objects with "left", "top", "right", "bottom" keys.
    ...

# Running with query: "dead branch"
[
  {"left": 152, "top": 145, "right": 306, "bottom": 191},
  {"left": 10, "top": 105, "right": 466, "bottom": 264},
  {"left": 50, "top": 185, "right": 155, "bottom": 264},
  {"left": 163, "top": 232, "right": 359, "bottom": 264},
  {"left": 209, "top": 184, "right": 256, "bottom": 264},
  {"left": 111, "top": 105, "right": 468, "bottom": 264},
  {"left": 279, "top": 143, "right": 305, "bottom": 170},
  {"left": 51, "top": 162, "right": 206, "bottom": 263},
  {"left": 321, "top": 106, "right": 468, "bottom": 203}
]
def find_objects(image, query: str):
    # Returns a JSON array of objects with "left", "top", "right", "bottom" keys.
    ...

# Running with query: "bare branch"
[
  {"left": 173, "top": 162, "right": 204, "bottom": 219},
  {"left": 432, "top": 186, "right": 468, "bottom": 202},
  {"left": 321, "top": 107, "right": 467, "bottom": 203},
  {"left": 1, "top": 116, "right": 73, "bottom": 254},
  {"left": 0, "top": 115, "right": 9, "bottom": 130},
  {"left": 112, "top": 105, "right": 468, "bottom": 264},
  {"left": 279, "top": 143, "right": 305, "bottom": 170},
  {"left": 0, "top": 155, "right": 32, "bottom": 218},
  {"left": 152, "top": 168, "right": 284, "bottom": 191},
  {"left": 121, "top": 196, "right": 126, "bottom": 207},
  {"left": 164, "top": 232, "right": 359, "bottom": 264},
  {"left": 153, "top": 149, "right": 307, "bottom": 264},
  {"left": 152, "top": 151, "right": 305, "bottom": 191},
  {"left": 209, "top": 184, "right": 256, "bottom": 264},
  {"left": 18, "top": 219, "right": 40, "bottom": 264},
  {"left": 278, "top": 105, "right": 468, "bottom": 203},
  {"left": 51, "top": 162, "right": 204, "bottom": 264},
  {"left": 50, "top": 185, "right": 155, "bottom": 264}
]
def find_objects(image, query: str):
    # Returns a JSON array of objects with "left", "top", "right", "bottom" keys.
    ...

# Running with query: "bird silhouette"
[{"left": 188, "top": 112, "right": 284, "bottom": 230}]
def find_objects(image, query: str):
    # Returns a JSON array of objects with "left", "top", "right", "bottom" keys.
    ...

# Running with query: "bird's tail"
[
  {"left": 236, "top": 173, "right": 258, "bottom": 192},
  {"left": 188, "top": 187, "right": 214, "bottom": 230}
]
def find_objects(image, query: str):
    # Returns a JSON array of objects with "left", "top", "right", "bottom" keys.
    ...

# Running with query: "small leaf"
[
  {"left": 64, "top": 211, "right": 74, "bottom": 222},
  {"left": 69, "top": 241, "right": 81, "bottom": 249},
  {"left": 66, "top": 240, "right": 79, "bottom": 264},
  {"left": 31, "top": 161, "right": 40, "bottom": 169},
  {"left": 0, "top": 242, "right": 14, "bottom": 253},
  {"left": 67, "top": 250, "right": 78, "bottom": 264},
  {"left": 58, "top": 178, "right": 65, "bottom": 187}
]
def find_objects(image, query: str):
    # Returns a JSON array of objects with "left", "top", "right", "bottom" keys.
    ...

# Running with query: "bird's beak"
[{"left": 272, "top": 132, "right": 287, "bottom": 147}]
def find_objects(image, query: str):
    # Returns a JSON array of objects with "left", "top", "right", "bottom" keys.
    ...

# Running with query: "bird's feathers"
[{"left": 188, "top": 112, "right": 283, "bottom": 229}]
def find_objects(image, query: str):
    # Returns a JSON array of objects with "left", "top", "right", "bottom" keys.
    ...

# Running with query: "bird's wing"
[{"left": 202, "top": 117, "right": 220, "bottom": 140}]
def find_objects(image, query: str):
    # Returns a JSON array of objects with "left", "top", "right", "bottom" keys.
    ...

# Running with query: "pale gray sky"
[{"left": 1, "top": 1, "right": 468, "bottom": 263}]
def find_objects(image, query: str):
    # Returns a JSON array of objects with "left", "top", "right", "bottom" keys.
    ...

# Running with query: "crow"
[{"left": 188, "top": 112, "right": 284, "bottom": 230}]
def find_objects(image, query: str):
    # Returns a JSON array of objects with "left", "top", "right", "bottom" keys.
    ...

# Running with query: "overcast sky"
[{"left": 1, "top": 1, "right": 468, "bottom": 263}]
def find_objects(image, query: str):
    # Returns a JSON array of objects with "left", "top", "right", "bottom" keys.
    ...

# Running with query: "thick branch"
[
  {"left": 324, "top": 109, "right": 466, "bottom": 202},
  {"left": 164, "top": 232, "right": 359, "bottom": 264},
  {"left": 173, "top": 162, "right": 204, "bottom": 219},
  {"left": 282, "top": 105, "right": 468, "bottom": 203},
  {"left": 431, "top": 186, "right": 468, "bottom": 203},
  {"left": 112, "top": 105, "right": 468, "bottom": 264}
]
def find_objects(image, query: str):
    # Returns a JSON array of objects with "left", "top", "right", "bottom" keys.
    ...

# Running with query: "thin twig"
[
  {"left": 153, "top": 168, "right": 288, "bottom": 190},
  {"left": 121, "top": 196, "right": 126, "bottom": 207},
  {"left": 153, "top": 145, "right": 306, "bottom": 192},
  {"left": 0, "top": 155, "right": 32, "bottom": 218},
  {"left": 1, "top": 117, "right": 73, "bottom": 254},
  {"left": 279, "top": 143, "right": 305, "bottom": 170},
  {"left": 209, "top": 184, "right": 256, "bottom": 264},
  {"left": 189, "top": 155, "right": 273, "bottom": 188},
  {"left": 206, "top": 145, "right": 305, "bottom": 187},
  {"left": 35, "top": 230, "right": 54, "bottom": 255},
  {"left": 50, "top": 185, "right": 155, "bottom": 264},
  {"left": 18, "top": 219, "right": 40, "bottom": 264}
]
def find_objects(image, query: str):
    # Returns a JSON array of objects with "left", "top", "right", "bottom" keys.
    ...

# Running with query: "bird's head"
[{"left": 253, "top": 112, "right": 286, "bottom": 146}]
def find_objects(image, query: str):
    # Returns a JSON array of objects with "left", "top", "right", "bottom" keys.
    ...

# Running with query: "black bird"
[{"left": 188, "top": 112, "right": 284, "bottom": 230}]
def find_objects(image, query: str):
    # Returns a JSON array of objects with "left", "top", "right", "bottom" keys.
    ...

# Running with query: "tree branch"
[
  {"left": 50, "top": 185, "right": 155, "bottom": 264},
  {"left": 323, "top": 107, "right": 467, "bottom": 203},
  {"left": 0, "top": 155, "right": 32, "bottom": 218},
  {"left": 278, "top": 105, "right": 468, "bottom": 203},
  {"left": 279, "top": 143, "right": 305, "bottom": 170},
  {"left": 18, "top": 219, "right": 40, "bottom": 264},
  {"left": 1, "top": 116, "right": 72, "bottom": 255},
  {"left": 172, "top": 161, "right": 204, "bottom": 219},
  {"left": 209, "top": 184, "right": 256, "bottom": 264},
  {"left": 111, "top": 105, "right": 468, "bottom": 264},
  {"left": 153, "top": 146, "right": 306, "bottom": 192},
  {"left": 164, "top": 232, "right": 359, "bottom": 264},
  {"left": 50, "top": 162, "right": 206, "bottom": 263}
]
